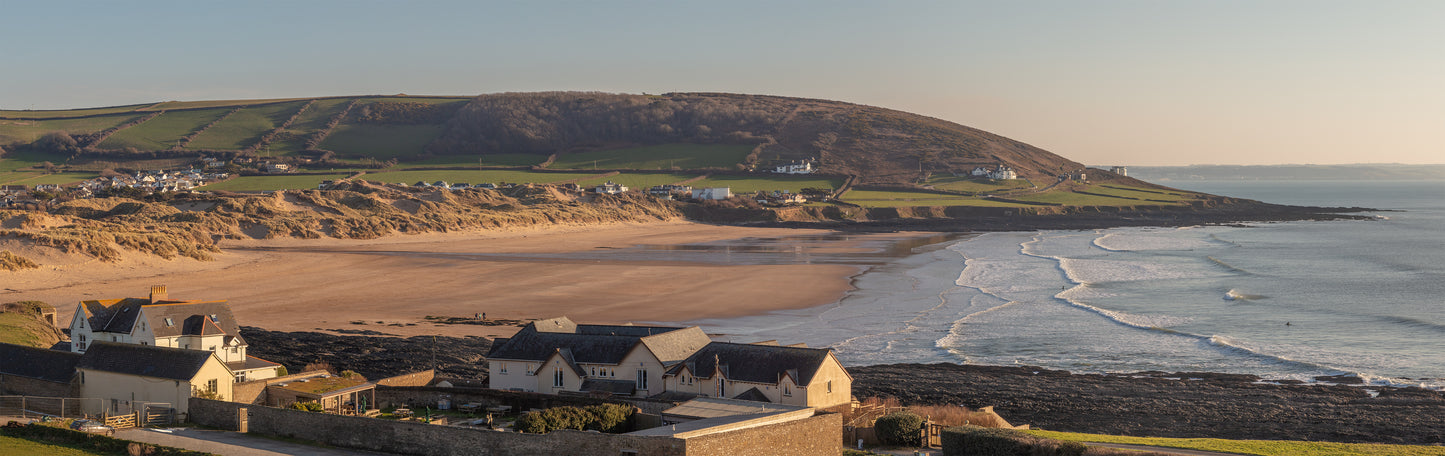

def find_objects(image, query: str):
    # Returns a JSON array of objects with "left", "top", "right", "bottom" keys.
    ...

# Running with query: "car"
[{"left": 69, "top": 419, "right": 115, "bottom": 436}]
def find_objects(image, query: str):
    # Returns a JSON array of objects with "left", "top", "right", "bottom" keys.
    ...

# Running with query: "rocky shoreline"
[
  {"left": 852, "top": 363, "right": 1445, "bottom": 445},
  {"left": 759, "top": 201, "right": 1379, "bottom": 232},
  {"left": 243, "top": 327, "right": 1443, "bottom": 445}
]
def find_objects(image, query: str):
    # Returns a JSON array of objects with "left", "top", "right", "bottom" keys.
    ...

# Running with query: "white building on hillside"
[{"left": 692, "top": 187, "right": 732, "bottom": 200}]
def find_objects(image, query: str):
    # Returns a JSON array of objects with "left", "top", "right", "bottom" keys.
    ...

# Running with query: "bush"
[
  {"left": 941, "top": 426, "right": 1098, "bottom": 456},
  {"left": 289, "top": 401, "right": 324, "bottom": 412},
  {"left": 515, "top": 404, "right": 637, "bottom": 434},
  {"left": 875, "top": 411, "right": 925, "bottom": 446}
]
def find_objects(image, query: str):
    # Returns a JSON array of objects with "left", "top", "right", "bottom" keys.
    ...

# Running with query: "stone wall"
[
  {"left": 189, "top": 398, "right": 685, "bottom": 456},
  {"left": 378, "top": 370, "right": 435, "bottom": 387},
  {"left": 377, "top": 386, "right": 676, "bottom": 414},
  {"left": 685, "top": 412, "right": 842, "bottom": 456}
]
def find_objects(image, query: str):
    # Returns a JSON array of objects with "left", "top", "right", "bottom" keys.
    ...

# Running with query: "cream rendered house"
[
  {"left": 486, "top": 317, "right": 854, "bottom": 408},
  {"left": 486, "top": 317, "right": 711, "bottom": 397},
  {"left": 67, "top": 286, "right": 281, "bottom": 383},
  {"left": 661, "top": 341, "right": 853, "bottom": 409},
  {"left": 75, "top": 342, "right": 233, "bottom": 415}
]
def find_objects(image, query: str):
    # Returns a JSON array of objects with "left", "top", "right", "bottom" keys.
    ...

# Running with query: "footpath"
[{"left": 115, "top": 427, "right": 398, "bottom": 456}]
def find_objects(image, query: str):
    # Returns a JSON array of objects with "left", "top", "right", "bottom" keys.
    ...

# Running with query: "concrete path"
[{"left": 116, "top": 427, "right": 398, "bottom": 456}]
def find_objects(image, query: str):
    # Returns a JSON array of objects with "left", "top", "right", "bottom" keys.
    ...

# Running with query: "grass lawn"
[
  {"left": 319, "top": 124, "right": 445, "bottom": 159},
  {"left": 547, "top": 144, "right": 753, "bottom": 170},
  {"left": 0, "top": 435, "right": 110, "bottom": 456},
  {"left": 0, "top": 114, "right": 144, "bottom": 145},
  {"left": 98, "top": 108, "right": 231, "bottom": 150},
  {"left": 575, "top": 173, "right": 700, "bottom": 189},
  {"left": 687, "top": 175, "right": 843, "bottom": 194},
  {"left": 0, "top": 150, "right": 70, "bottom": 172},
  {"left": 923, "top": 175, "right": 1032, "bottom": 194},
  {"left": 0, "top": 172, "right": 41, "bottom": 185},
  {"left": 186, "top": 101, "right": 307, "bottom": 151},
  {"left": 1028, "top": 430, "right": 1445, "bottom": 456},
  {"left": 0, "top": 311, "right": 54, "bottom": 347},
  {"left": 266, "top": 98, "right": 353, "bottom": 156},
  {"left": 364, "top": 170, "right": 603, "bottom": 186},
  {"left": 199, "top": 174, "right": 352, "bottom": 192},
  {"left": 0, "top": 104, "right": 150, "bottom": 119},
  {"left": 4, "top": 172, "right": 99, "bottom": 186},
  {"left": 841, "top": 189, "right": 1023, "bottom": 208}
]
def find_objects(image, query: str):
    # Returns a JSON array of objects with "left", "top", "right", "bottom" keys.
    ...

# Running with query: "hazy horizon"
[{"left": 3, "top": 1, "right": 1441, "bottom": 166}]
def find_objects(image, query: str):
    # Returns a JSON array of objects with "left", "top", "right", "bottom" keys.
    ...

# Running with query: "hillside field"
[{"left": 547, "top": 144, "right": 754, "bottom": 170}]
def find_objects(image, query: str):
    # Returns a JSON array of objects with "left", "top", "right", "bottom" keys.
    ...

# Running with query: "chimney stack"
[{"left": 149, "top": 285, "right": 168, "bottom": 303}]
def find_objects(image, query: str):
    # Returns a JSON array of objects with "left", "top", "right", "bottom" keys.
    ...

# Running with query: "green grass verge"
[
  {"left": 841, "top": 189, "right": 1024, "bottom": 208},
  {"left": 0, "top": 114, "right": 144, "bottom": 145},
  {"left": 686, "top": 175, "right": 842, "bottom": 195},
  {"left": 186, "top": 101, "right": 306, "bottom": 151},
  {"left": 319, "top": 124, "right": 445, "bottom": 159},
  {"left": 1028, "top": 430, "right": 1445, "bottom": 456},
  {"left": 0, "top": 104, "right": 150, "bottom": 119},
  {"left": 575, "top": 173, "right": 700, "bottom": 189},
  {"left": 198, "top": 174, "right": 352, "bottom": 192},
  {"left": 547, "top": 144, "right": 753, "bottom": 170},
  {"left": 98, "top": 108, "right": 230, "bottom": 150},
  {"left": 0, "top": 435, "right": 110, "bottom": 456},
  {"left": 365, "top": 170, "right": 603, "bottom": 186},
  {"left": 923, "top": 175, "right": 1032, "bottom": 193}
]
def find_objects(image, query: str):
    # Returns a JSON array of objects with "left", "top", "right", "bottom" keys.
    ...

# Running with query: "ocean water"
[{"left": 688, "top": 180, "right": 1445, "bottom": 389}]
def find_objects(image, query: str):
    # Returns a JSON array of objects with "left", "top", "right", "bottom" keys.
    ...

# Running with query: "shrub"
[
  {"left": 515, "top": 404, "right": 637, "bottom": 434},
  {"left": 0, "top": 423, "right": 209, "bottom": 455},
  {"left": 941, "top": 426, "right": 1098, "bottom": 456},
  {"left": 289, "top": 401, "right": 324, "bottom": 412},
  {"left": 875, "top": 411, "right": 925, "bottom": 446},
  {"left": 586, "top": 403, "right": 634, "bottom": 433}
]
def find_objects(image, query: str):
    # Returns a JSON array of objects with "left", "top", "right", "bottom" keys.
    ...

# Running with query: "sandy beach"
[{"left": 3, "top": 221, "right": 939, "bottom": 338}]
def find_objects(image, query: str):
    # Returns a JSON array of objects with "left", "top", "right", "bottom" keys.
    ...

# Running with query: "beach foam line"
[{"left": 1207, "top": 256, "right": 1253, "bottom": 275}]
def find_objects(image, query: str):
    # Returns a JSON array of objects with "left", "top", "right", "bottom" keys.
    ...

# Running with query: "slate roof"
[
  {"left": 75, "top": 342, "right": 219, "bottom": 381},
  {"left": 79, "top": 296, "right": 245, "bottom": 346},
  {"left": 0, "top": 343, "right": 82, "bottom": 383},
  {"left": 226, "top": 356, "right": 282, "bottom": 372},
  {"left": 487, "top": 318, "right": 706, "bottom": 367},
  {"left": 486, "top": 332, "right": 641, "bottom": 364},
  {"left": 731, "top": 387, "right": 771, "bottom": 403},
  {"left": 666, "top": 342, "right": 835, "bottom": 386}
]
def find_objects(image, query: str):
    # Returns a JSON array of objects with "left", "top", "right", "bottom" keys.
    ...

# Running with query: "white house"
[
  {"left": 594, "top": 181, "right": 629, "bottom": 194},
  {"left": 1111, "top": 166, "right": 1128, "bottom": 176},
  {"left": 68, "top": 286, "right": 282, "bottom": 383},
  {"left": 75, "top": 342, "right": 234, "bottom": 415},
  {"left": 773, "top": 160, "right": 815, "bottom": 174},
  {"left": 691, "top": 187, "right": 732, "bottom": 200}
]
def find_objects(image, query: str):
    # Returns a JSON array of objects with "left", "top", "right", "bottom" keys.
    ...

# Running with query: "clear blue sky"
[{"left": 3, "top": 1, "right": 1441, "bottom": 165}]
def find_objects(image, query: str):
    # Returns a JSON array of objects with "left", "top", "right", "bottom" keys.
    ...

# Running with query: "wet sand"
[{"left": 3, "top": 221, "right": 949, "bottom": 338}]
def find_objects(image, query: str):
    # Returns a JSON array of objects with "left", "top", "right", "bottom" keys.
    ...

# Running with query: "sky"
[{"left": 3, "top": 1, "right": 1441, "bottom": 166}]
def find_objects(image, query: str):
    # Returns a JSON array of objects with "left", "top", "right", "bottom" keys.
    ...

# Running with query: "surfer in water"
[{"left": 1285, "top": 322, "right": 1292, "bottom": 326}]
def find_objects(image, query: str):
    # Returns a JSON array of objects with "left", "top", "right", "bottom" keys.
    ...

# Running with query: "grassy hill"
[{"left": 1, "top": 92, "right": 1092, "bottom": 187}]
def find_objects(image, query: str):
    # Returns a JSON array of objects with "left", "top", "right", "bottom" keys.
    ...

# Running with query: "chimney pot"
[{"left": 149, "top": 285, "right": 168, "bottom": 303}]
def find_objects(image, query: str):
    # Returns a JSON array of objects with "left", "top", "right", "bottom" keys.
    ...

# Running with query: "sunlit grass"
[{"left": 1028, "top": 430, "right": 1445, "bottom": 456}]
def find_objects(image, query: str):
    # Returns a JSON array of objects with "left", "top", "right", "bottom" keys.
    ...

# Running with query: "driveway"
[{"left": 116, "top": 427, "right": 399, "bottom": 456}]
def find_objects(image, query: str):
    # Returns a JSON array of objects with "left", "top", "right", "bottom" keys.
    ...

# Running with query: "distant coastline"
[{"left": 1121, "top": 163, "right": 1445, "bottom": 181}]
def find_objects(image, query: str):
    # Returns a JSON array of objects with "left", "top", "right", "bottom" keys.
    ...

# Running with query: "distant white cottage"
[
  {"left": 1111, "top": 166, "right": 1128, "bottom": 176},
  {"left": 692, "top": 187, "right": 732, "bottom": 200},
  {"left": 595, "top": 181, "right": 628, "bottom": 194},
  {"left": 971, "top": 165, "right": 1017, "bottom": 180},
  {"left": 773, "top": 160, "right": 815, "bottom": 175}
]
